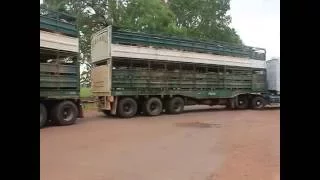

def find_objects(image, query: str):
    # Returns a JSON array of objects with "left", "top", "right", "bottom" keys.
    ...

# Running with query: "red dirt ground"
[{"left": 41, "top": 106, "right": 279, "bottom": 180}]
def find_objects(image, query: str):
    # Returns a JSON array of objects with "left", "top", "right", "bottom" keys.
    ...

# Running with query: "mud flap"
[
  {"left": 78, "top": 100, "right": 84, "bottom": 118},
  {"left": 229, "top": 98, "right": 236, "bottom": 109},
  {"left": 110, "top": 96, "right": 118, "bottom": 115}
]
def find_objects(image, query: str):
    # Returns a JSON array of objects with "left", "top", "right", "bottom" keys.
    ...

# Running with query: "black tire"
[
  {"left": 40, "top": 103, "right": 47, "bottom": 128},
  {"left": 117, "top": 97, "right": 138, "bottom": 118},
  {"left": 102, "top": 110, "right": 112, "bottom": 116},
  {"left": 236, "top": 95, "right": 249, "bottom": 109},
  {"left": 251, "top": 96, "right": 266, "bottom": 109},
  {"left": 165, "top": 97, "right": 184, "bottom": 114},
  {"left": 51, "top": 101, "right": 78, "bottom": 126},
  {"left": 143, "top": 97, "right": 163, "bottom": 116}
]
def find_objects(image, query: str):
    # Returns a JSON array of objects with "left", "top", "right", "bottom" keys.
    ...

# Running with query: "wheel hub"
[
  {"left": 174, "top": 102, "right": 181, "bottom": 110},
  {"left": 123, "top": 103, "right": 132, "bottom": 113},
  {"left": 150, "top": 103, "right": 158, "bottom": 111},
  {"left": 63, "top": 107, "right": 73, "bottom": 121}
]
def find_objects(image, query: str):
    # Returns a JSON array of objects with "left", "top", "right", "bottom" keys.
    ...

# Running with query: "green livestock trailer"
[
  {"left": 91, "top": 26, "right": 279, "bottom": 118},
  {"left": 40, "top": 7, "right": 83, "bottom": 128}
]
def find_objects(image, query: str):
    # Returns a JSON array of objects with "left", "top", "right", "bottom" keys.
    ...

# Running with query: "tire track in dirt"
[{"left": 208, "top": 110, "right": 280, "bottom": 180}]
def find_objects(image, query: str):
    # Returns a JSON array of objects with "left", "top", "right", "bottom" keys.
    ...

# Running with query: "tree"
[
  {"left": 41, "top": 0, "right": 68, "bottom": 12},
  {"left": 80, "top": 61, "right": 92, "bottom": 87},
  {"left": 168, "top": 0, "right": 242, "bottom": 44},
  {"left": 120, "top": 0, "right": 176, "bottom": 33}
]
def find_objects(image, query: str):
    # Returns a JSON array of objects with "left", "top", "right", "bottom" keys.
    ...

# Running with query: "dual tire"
[
  {"left": 117, "top": 97, "right": 138, "bottom": 118},
  {"left": 51, "top": 101, "right": 78, "bottom": 126},
  {"left": 251, "top": 96, "right": 266, "bottom": 109},
  {"left": 40, "top": 103, "right": 47, "bottom": 128},
  {"left": 143, "top": 97, "right": 163, "bottom": 116},
  {"left": 235, "top": 95, "right": 266, "bottom": 109},
  {"left": 165, "top": 97, "right": 184, "bottom": 114},
  {"left": 40, "top": 101, "right": 78, "bottom": 128},
  {"left": 116, "top": 96, "right": 185, "bottom": 118},
  {"left": 236, "top": 96, "right": 249, "bottom": 109},
  {"left": 116, "top": 97, "right": 163, "bottom": 118}
]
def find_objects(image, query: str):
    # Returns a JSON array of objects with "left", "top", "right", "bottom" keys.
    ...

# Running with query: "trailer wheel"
[
  {"left": 251, "top": 96, "right": 266, "bottom": 109},
  {"left": 117, "top": 97, "right": 137, "bottom": 118},
  {"left": 51, "top": 101, "right": 78, "bottom": 126},
  {"left": 166, "top": 97, "right": 184, "bottom": 114},
  {"left": 143, "top": 97, "right": 163, "bottom": 116},
  {"left": 40, "top": 103, "right": 47, "bottom": 128},
  {"left": 236, "top": 95, "right": 249, "bottom": 109}
]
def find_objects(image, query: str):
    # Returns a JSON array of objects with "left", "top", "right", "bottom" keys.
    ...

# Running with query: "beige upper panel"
[
  {"left": 40, "top": 30, "right": 79, "bottom": 52},
  {"left": 91, "top": 26, "right": 112, "bottom": 63},
  {"left": 111, "top": 44, "right": 266, "bottom": 69}
]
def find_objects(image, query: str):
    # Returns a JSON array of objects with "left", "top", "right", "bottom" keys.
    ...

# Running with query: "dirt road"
[{"left": 40, "top": 106, "right": 280, "bottom": 180}]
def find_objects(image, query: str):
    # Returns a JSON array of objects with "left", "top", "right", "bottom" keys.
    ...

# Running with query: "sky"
[
  {"left": 40, "top": 0, "right": 280, "bottom": 59},
  {"left": 229, "top": 0, "right": 280, "bottom": 59}
]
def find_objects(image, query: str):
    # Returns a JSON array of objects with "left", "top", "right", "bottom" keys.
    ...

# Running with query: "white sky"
[
  {"left": 41, "top": 0, "right": 280, "bottom": 59},
  {"left": 229, "top": 0, "right": 280, "bottom": 59}
]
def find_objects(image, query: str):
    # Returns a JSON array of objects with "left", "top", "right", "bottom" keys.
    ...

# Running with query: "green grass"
[
  {"left": 82, "top": 102, "right": 97, "bottom": 110},
  {"left": 80, "top": 87, "right": 96, "bottom": 111},
  {"left": 80, "top": 87, "right": 92, "bottom": 98}
]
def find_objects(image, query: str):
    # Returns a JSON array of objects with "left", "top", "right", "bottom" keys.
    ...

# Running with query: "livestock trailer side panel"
[{"left": 110, "top": 59, "right": 266, "bottom": 99}]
